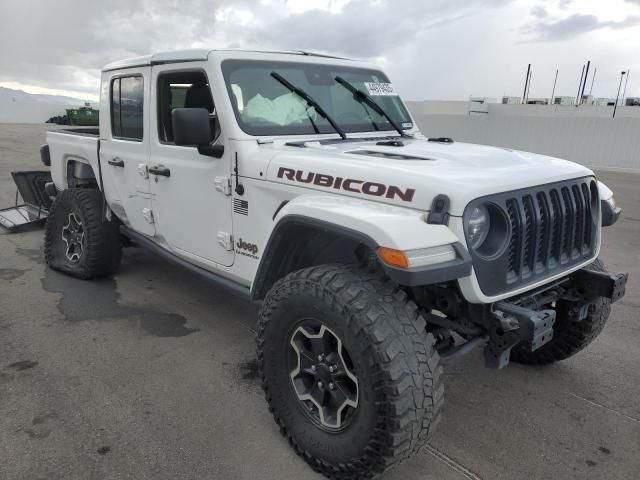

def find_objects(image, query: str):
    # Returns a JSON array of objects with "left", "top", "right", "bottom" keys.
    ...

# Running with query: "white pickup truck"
[{"left": 41, "top": 49, "right": 627, "bottom": 479}]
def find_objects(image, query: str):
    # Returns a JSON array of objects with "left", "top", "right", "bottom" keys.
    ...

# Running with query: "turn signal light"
[
  {"left": 377, "top": 247, "right": 409, "bottom": 269},
  {"left": 378, "top": 245, "right": 457, "bottom": 269}
]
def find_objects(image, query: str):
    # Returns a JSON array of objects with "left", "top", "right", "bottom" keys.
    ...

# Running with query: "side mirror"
[
  {"left": 171, "top": 108, "right": 224, "bottom": 158},
  {"left": 197, "top": 144, "right": 225, "bottom": 158}
]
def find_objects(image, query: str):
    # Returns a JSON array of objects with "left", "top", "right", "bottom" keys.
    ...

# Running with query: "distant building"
[
  {"left": 501, "top": 96, "right": 521, "bottom": 105},
  {"left": 526, "top": 98, "right": 550, "bottom": 105},
  {"left": 580, "top": 95, "right": 594, "bottom": 105},
  {"left": 594, "top": 98, "right": 616, "bottom": 106},
  {"left": 468, "top": 96, "right": 497, "bottom": 115},
  {"left": 625, "top": 97, "right": 640, "bottom": 106},
  {"left": 553, "top": 96, "right": 574, "bottom": 106}
]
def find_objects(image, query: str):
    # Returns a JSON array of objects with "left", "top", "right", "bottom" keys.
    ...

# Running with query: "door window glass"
[{"left": 111, "top": 76, "right": 144, "bottom": 141}]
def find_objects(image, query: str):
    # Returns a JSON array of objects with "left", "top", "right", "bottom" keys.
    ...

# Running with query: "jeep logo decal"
[
  {"left": 236, "top": 238, "right": 259, "bottom": 257},
  {"left": 277, "top": 167, "right": 415, "bottom": 202}
]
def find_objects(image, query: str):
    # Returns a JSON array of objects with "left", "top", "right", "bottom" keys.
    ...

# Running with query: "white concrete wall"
[
  {"left": 405, "top": 100, "right": 640, "bottom": 118},
  {"left": 410, "top": 113, "right": 640, "bottom": 170}
]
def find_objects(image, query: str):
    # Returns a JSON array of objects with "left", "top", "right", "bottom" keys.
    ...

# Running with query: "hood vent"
[{"left": 347, "top": 149, "right": 434, "bottom": 161}]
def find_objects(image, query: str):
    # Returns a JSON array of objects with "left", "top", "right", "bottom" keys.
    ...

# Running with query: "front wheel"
[{"left": 257, "top": 264, "right": 443, "bottom": 479}]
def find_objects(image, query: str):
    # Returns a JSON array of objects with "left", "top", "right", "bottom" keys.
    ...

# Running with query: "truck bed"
[
  {"left": 51, "top": 127, "right": 99, "bottom": 137},
  {"left": 47, "top": 128, "right": 100, "bottom": 190}
]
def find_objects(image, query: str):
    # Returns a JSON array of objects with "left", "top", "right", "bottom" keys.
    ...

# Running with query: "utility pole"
[
  {"left": 522, "top": 64, "right": 531, "bottom": 104},
  {"left": 580, "top": 60, "right": 591, "bottom": 104},
  {"left": 576, "top": 64, "right": 585, "bottom": 106},
  {"left": 589, "top": 67, "right": 597, "bottom": 97},
  {"left": 613, "top": 71, "right": 627, "bottom": 118},
  {"left": 622, "top": 69, "right": 630, "bottom": 106},
  {"left": 551, "top": 69, "right": 558, "bottom": 104},
  {"left": 525, "top": 69, "right": 532, "bottom": 103}
]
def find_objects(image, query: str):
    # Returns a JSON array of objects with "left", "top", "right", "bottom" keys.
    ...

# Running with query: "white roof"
[{"left": 102, "top": 48, "right": 352, "bottom": 72}]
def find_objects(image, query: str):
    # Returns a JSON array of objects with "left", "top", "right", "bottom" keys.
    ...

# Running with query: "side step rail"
[{"left": 120, "top": 226, "right": 252, "bottom": 301}]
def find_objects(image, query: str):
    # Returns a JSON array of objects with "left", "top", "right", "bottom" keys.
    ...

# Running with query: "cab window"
[
  {"left": 156, "top": 70, "right": 219, "bottom": 144},
  {"left": 111, "top": 76, "right": 144, "bottom": 141}
]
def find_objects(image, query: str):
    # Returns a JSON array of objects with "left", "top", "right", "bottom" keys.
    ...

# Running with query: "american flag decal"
[{"left": 234, "top": 198, "right": 248, "bottom": 215}]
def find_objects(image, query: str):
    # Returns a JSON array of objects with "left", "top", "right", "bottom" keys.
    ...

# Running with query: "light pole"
[
  {"left": 613, "top": 71, "right": 626, "bottom": 118},
  {"left": 622, "top": 69, "right": 630, "bottom": 106},
  {"left": 551, "top": 69, "right": 558, "bottom": 105}
]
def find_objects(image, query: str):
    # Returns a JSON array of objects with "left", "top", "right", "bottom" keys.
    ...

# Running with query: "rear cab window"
[{"left": 111, "top": 76, "right": 144, "bottom": 141}]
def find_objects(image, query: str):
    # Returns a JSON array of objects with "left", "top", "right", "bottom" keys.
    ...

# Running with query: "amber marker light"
[
  {"left": 378, "top": 245, "right": 457, "bottom": 269},
  {"left": 377, "top": 247, "right": 410, "bottom": 269}
]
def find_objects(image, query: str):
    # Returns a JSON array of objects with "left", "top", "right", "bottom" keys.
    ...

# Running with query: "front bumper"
[
  {"left": 601, "top": 198, "right": 622, "bottom": 227},
  {"left": 483, "top": 265, "right": 628, "bottom": 369}
]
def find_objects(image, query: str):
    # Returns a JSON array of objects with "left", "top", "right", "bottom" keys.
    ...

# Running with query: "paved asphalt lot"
[{"left": 1, "top": 124, "right": 639, "bottom": 480}]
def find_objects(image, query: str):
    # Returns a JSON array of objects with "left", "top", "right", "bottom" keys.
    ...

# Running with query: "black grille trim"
[{"left": 464, "top": 177, "right": 600, "bottom": 296}]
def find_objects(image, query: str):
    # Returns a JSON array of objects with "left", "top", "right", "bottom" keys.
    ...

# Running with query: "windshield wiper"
[
  {"left": 270, "top": 71, "right": 347, "bottom": 140},
  {"left": 334, "top": 76, "right": 410, "bottom": 138}
]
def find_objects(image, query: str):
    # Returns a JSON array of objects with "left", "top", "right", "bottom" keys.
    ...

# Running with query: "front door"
[
  {"left": 148, "top": 65, "right": 234, "bottom": 267},
  {"left": 100, "top": 67, "right": 155, "bottom": 236}
]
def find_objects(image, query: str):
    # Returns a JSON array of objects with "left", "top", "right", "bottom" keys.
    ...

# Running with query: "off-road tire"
[
  {"left": 45, "top": 188, "right": 122, "bottom": 279},
  {"left": 510, "top": 259, "right": 611, "bottom": 365},
  {"left": 257, "top": 264, "right": 443, "bottom": 479}
]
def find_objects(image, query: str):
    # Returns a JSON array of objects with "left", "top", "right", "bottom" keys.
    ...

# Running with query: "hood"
[{"left": 265, "top": 136, "right": 594, "bottom": 216}]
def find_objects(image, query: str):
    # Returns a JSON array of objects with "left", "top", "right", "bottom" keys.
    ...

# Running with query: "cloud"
[
  {"left": 531, "top": 6, "right": 548, "bottom": 18},
  {"left": 0, "top": 0, "right": 510, "bottom": 96},
  {"left": 0, "top": 0, "right": 637, "bottom": 102},
  {"left": 521, "top": 13, "right": 640, "bottom": 41},
  {"left": 558, "top": 0, "right": 572, "bottom": 10},
  {"left": 0, "top": 0, "right": 252, "bottom": 94},
  {"left": 244, "top": 0, "right": 508, "bottom": 58}
]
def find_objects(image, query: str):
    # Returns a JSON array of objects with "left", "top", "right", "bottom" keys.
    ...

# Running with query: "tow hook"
[{"left": 484, "top": 302, "right": 556, "bottom": 369}]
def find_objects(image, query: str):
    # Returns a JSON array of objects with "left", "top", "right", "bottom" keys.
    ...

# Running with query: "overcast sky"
[{"left": 1, "top": 0, "right": 638, "bottom": 102}]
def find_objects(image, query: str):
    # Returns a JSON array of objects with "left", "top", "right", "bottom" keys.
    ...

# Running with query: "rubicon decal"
[
  {"left": 236, "top": 238, "right": 259, "bottom": 259},
  {"left": 277, "top": 167, "right": 416, "bottom": 202}
]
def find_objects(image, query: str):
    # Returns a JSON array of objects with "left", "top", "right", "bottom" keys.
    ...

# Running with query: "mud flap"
[{"left": 0, "top": 171, "right": 52, "bottom": 232}]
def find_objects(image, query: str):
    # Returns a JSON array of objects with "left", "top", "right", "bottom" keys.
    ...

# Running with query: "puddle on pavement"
[
  {"left": 41, "top": 267, "right": 198, "bottom": 338},
  {"left": 15, "top": 247, "right": 45, "bottom": 264},
  {"left": 0, "top": 267, "right": 27, "bottom": 280},
  {"left": 239, "top": 359, "right": 260, "bottom": 381}
]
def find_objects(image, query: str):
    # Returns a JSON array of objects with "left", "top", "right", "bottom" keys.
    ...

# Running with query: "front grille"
[{"left": 466, "top": 177, "right": 599, "bottom": 296}]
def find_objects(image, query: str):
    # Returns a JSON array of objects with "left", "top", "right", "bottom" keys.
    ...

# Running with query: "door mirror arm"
[{"left": 197, "top": 144, "right": 225, "bottom": 158}]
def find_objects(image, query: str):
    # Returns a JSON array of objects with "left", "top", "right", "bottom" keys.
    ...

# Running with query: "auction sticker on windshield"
[{"left": 364, "top": 82, "right": 397, "bottom": 96}]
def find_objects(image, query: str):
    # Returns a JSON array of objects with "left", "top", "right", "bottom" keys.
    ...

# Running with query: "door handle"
[
  {"left": 149, "top": 165, "right": 171, "bottom": 177},
  {"left": 108, "top": 157, "right": 124, "bottom": 167}
]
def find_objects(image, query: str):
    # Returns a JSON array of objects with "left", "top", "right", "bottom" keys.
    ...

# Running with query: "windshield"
[{"left": 222, "top": 59, "right": 413, "bottom": 136}]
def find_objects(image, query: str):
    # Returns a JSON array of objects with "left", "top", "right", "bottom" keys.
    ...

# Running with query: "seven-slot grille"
[{"left": 467, "top": 177, "right": 599, "bottom": 296}]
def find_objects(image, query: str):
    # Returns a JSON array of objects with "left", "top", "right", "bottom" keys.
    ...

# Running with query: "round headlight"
[{"left": 467, "top": 205, "right": 490, "bottom": 250}]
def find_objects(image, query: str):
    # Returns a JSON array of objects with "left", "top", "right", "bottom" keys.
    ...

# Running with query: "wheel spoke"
[
  {"left": 61, "top": 213, "right": 84, "bottom": 263},
  {"left": 288, "top": 323, "right": 359, "bottom": 430}
]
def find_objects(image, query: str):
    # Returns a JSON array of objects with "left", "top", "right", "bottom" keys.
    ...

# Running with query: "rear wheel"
[
  {"left": 45, "top": 188, "right": 122, "bottom": 279},
  {"left": 511, "top": 259, "right": 611, "bottom": 365},
  {"left": 257, "top": 264, "right": 443, "bottom": 479}
]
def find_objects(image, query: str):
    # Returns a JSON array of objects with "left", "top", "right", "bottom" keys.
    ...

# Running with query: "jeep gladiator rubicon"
[{"left": 41, "top": 49, "right": 628, "bottom": 479}]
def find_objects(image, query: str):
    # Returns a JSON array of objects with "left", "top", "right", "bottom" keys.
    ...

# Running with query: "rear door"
[
  {"left": 100, "top": 68, "right": 155, "bottom": 236},
  {"left": 147, "top": 64, "right": 234, "bottom": 267}
]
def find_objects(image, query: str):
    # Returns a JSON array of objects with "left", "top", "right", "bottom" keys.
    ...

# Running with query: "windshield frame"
[{"left": 221, "top": 59, "right": 413, "bottom": 138}]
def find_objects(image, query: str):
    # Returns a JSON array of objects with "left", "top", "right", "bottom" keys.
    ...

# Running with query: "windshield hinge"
[
  {"left": 214, "top": 176, "right": 232, "bottom": 196},
  {"left": 217, "top": 231, "right": 233, "bottom": 251},
  {"left": 142, "top": 207, "right": 155, "bottom": 224}
]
